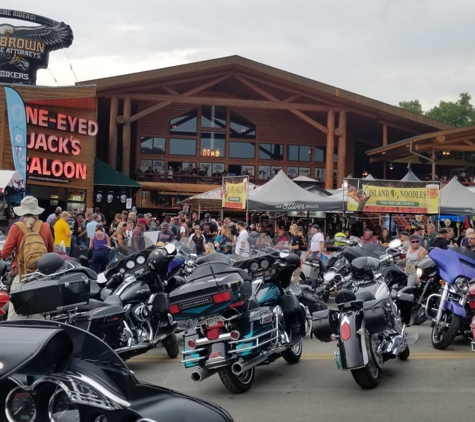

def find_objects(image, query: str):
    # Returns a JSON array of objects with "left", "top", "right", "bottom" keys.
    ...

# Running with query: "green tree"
[
  {"left": 398, "top": 93, "right": 475, "bottom": 127},
  {"left": 398, "top": 100, "right": 423, "bottom": 114}
]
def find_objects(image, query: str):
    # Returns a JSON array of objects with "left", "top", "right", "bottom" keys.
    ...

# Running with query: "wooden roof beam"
[{"left": 415, "top": 144, "right": 475, "bottom": 152}]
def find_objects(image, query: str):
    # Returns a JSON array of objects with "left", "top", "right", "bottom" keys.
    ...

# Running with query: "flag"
[{"left": 4, "top": 87, "right": 28, "bottom": 184}]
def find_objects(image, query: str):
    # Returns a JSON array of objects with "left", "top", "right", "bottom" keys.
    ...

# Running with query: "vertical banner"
[
  {"left": 4, "top": 87, "right": 28, "bottom": 186},
  {"left": 221, "top": 176, "right": 248, "bottom": 209}
]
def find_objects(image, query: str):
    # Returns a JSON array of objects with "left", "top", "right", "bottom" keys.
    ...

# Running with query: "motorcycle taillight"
[{"left": 341, "top": 322, "right": 351, "bottom": 341}]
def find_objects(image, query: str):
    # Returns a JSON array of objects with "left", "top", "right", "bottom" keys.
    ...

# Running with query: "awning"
[
  {"left": 94, "top": 158, "right": 141, "bottom": 188},
  {"left": 0, "top": 170, "right": 23, "bottom": 193}
]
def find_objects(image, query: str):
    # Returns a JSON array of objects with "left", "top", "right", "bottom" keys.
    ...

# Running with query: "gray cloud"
[{"left": 2, "top": 0, "right": 475, "bottom": 108}]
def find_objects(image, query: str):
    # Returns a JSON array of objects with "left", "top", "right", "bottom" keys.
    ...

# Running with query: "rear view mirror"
[
  {"left": 324, "top": 271, "right": 336, "bottom": 283},
  {"left": 165, "top": 244, "right": 176, "bottom": 255}
]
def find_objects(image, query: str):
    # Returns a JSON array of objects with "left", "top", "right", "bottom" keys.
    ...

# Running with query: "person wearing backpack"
[{"left": 1, "top": 196, "right": 54, "bottom": 320}]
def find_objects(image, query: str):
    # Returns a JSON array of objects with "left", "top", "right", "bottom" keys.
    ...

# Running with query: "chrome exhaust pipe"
[
  {"left": 191, "top": 368, "right": 216, "bottom": 383},
  {"left": 386, "top": 334, "right": 405, "bottom": 356},
  {"left": 232, "top": 353, "right": 268, "bottom": 376}
]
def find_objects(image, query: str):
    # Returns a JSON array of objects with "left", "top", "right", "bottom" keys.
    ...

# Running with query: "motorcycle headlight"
[
  {"left": 416, "top": 267, "right": 424, "bottom": 278},
  {"left": 454, "top": 276, "right": 469, "bottom": 293},
  {"left": 186, "top": 266, "right": 193, "bottom": 274}
]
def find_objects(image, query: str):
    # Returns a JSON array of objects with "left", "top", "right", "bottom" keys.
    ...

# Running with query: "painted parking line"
[{"left": 129, "top": 353, "right": 475, "bottom": 363}]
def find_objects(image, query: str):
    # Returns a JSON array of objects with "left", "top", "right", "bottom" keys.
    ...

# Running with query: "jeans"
[{"left": 92, "top": 248, "right": 109, "bottom": 273}]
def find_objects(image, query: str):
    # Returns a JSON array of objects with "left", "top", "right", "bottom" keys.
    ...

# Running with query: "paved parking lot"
[{"left": 129, "top": 323, "right": 475, "bottom": 422}]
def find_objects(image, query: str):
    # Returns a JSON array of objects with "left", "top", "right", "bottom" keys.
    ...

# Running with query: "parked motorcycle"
[
  {"left": 169, "top": 248, "right": 306, "bottom": 393},
  {"left": 423, "top": 247, "right": 475, "bottom": 350},
  {"left": 468, "top": 280, "right": 475, "bottom": 352},
  {"left": 0, "top": 319, "right": 234, "bottom": 422},
  {"left": 0, "top": 260, "right": 8, "bottom": 322},
  {"left": 312, "top": 239, "right": 418, "bottom": 389},
  {"left": 9, "top": 237, "right": 179, "bottom": 361}
]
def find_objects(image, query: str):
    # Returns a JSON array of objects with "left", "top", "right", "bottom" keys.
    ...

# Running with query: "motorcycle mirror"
[
  {"left": 279, "top": 251, "right": 290, "bottom": 258},
  {"left": 349, "top": 236, "right": 360, "bottom": 244},
  {"left": 388, "top": 238, "right": 402, "bottom": 249},
  {"left": 324, "top": 271, "right": 336, "bottom": 283},
  {"left": 190, "top": 253, "right": 198, "bottom": 260},
  {"left": 165, "top": 244, "right": 176, "bottom": 254}
]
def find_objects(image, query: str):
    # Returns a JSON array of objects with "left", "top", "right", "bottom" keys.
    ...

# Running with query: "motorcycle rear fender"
[
  {"left": 338, "top": 311, "right": 366, "bottom": 370},
  {"left": 445, "top": 300, "right": 466, "bottom": 318}
]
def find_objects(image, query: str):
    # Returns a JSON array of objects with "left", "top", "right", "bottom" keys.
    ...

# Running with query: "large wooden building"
[{"left": 82, "top": 55, "right": 451, "bottom": 212}]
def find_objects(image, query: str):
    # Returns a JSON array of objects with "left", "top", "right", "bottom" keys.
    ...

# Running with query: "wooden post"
[
  {"left": 337, "top": 112, "right": 346, "bottom": 187},
  {"left": 108, "top": 95, "right": 118, "bottom": 167},
  {"left": 122, "top": 97, "right": 131, "bottom": 176},
  {"left": 325, "top": 111, "right": 335, "bottom": 189},
  {"left": 432, "top": 148, "right": 436, "bottom": 180},
  {"left": 383, "top": 123, "right": 388, "bottom": 179}
]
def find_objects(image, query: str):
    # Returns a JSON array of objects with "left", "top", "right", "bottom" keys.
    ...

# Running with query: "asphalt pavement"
[{"left": 128, "top": 322, "right": 475, "bottom": 422}]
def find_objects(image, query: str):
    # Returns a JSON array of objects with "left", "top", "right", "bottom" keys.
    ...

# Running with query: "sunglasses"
[{"left": 410, "top": 240, "right": 419, "bottom": 243}]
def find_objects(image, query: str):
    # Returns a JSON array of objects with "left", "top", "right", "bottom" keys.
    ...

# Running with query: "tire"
[
  {"left": 164, "top": 334, "right": 180, "bottom": 358},
  {"left": 218, "top": 366, "right": 255, "bottom": 394},
  {"left": 351, "top": 335, "right": 381, "bottom": 389},
  {"left": 412, "top": 305, "right": 428, "bottom": 326},
  {"left": 431, "top": 311, "right": 462, "bottom": 350},
  {"left": 398, "top": 346, "right": 410, "bottom": 360},
  {"left": 282, "top": 339, "right": 303, "bottom": 364}
]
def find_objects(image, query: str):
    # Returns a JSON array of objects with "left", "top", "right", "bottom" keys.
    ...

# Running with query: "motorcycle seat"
[
  {"left": 89, "top": 280, "right": 101, "bottom": 299},
  {"left": 78, "top": 299, "right": 110, "bottom": 312},
  {"left": 104, "top": 295, "right": 123, "bottom": 308},
  {"left": 355, "top": 290, "right": 376, "bottom": 302}
]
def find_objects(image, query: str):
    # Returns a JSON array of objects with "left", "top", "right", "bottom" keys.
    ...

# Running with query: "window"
[
  {"left": 170, "top": 109, "right": 198, "bottom": 135},
  {"left": 230, "top": 111, "right": 256, "bottom": 139},
  {"left": 314, "top": 147, "right": 338, "bottom": 163},
  {"left": 201, "top": 105, "right": 227, "bottom": 128},
  {"left": 140, "top": 137, "right": 165, "bottom": 154},
  {"left": 229, "top": 141, "right": 255, "bottom": 159},
  {"left": 259, "top": 143, "right": 283, "bottom": 160},
  {"left": 288, "top": 145, "right": 311, "bottom": 162},
  {"left": 201, "top": 132, "right": 226, "bottom": 157},
  {"left": 169, "top": 138, "right": 196, "bottom": 155}
]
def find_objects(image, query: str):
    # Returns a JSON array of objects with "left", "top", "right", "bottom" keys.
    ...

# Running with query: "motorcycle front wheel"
[
  {"left": 412, "top": 304, "right": 428, "bottom": 326},
  {"left": 350, "top": 334, "right": 381, "bottom": 389},
  {"left": 431, "top": 311, "right": 462, "bottom": 350},
  {"left": 218, "top": 366, "right": 255, "bottom": 394}
]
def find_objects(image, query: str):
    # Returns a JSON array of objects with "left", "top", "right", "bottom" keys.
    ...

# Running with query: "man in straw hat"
[{"left": 1, "top": 196, "right": 54, "bottom": 320}]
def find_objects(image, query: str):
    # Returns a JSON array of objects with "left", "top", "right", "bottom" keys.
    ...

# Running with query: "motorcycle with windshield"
[
  {"left": 169, "top": 238, "right": 306, "bottom": 394},
  {"left": 9, "top": 237, "right": 179, "bottom": 360},
  {"left": 0, "top": 319, "right": 234, "bottom": 422},
  {"left": 421, "top": 247, "right": 475, "bottom": 349},
  {"left": 312, "top": 239, "right": 418, "bottom": 389}
]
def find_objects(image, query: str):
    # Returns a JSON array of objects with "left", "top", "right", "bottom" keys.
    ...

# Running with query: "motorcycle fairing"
[
  {"left": 0, "top": 324, "right": 72, "bottom": 381},
  {"left": 445, "top": 300, "right": 466, "bottom": 318},
  {"left": 430, "top": 247, "right": 475, "bottom": 284}
]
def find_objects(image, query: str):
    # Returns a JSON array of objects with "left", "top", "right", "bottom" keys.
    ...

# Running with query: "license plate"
[{"left": 205, "top": 316, "right": 225, "bottom": 328}]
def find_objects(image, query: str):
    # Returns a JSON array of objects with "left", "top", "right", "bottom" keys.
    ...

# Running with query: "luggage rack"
[{"left": 229, "top": 320, "right": 279, "bottom": 355}]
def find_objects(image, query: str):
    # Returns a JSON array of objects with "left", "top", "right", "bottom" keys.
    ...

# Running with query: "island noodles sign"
[
  {"left": 345, "top": 178, "right": 440, "bottom": 214},
  {"left": 221, "top": 177, "right": 248, "bottom": 209},
  {"left": 0, "top": 9, "right": 73, "bottom": 84}
]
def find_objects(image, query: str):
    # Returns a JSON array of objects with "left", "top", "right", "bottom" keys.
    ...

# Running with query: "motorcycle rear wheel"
[
  {"left": 282, "top": 339, "right": 303, "bottom": 364},
  {"left": 431, "top": 311, "right": 462, "bottom": 350},
  {"left": 218, "top": 366, "right": 255, "bottom": 394},
  {"left": 351, "top": 335, "right": 381, "bottom": 389},
  {"left": 164, "top": 334, "right": 180, "bottom": 358}
]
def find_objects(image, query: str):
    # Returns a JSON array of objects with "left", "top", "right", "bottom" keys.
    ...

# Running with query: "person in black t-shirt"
[
  {"left": 432, "top": 228, "right": 449, "bottom": 250},
  {"left": 200, "top": 213, "right": 218, "bottom": 243},
  {"left": 282, "top": 224, "right": 302, "bottom": 256},
  {"left": 188, "top": 225, "right": 206, "bottom": 256}
]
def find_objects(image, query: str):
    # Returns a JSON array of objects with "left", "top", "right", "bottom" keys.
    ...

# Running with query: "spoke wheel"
[{"left": 431, "top": 311, "right": 461, "bottom": 350}]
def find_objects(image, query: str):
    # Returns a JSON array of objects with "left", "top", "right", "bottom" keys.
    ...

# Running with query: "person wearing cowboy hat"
[{"left": 1, "top": 196, "right": 54, "bottom": 320}]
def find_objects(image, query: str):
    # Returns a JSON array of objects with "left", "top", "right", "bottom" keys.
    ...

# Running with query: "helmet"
[
  {"left": 37, "top": 253, "right": 67, "bottom": 275},
  {"left": 334, "top": 232, "right": 347, "bottom": 247},
  {"left": 147, "top": 248, "right": 167, "bottom": 270}
]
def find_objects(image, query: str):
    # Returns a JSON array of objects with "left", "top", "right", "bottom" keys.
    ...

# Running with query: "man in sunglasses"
[
  {"left": 405, "top": 234, "right": 428, "bottom": 287},
  {"left": 158, "top": 222, "right": 175, "bottom": 243}
]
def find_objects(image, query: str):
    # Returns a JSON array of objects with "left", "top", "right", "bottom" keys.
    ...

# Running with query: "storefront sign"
[
  {"left": 24, "top": 106, "right": 97, "bottom": 183},
  {"left": 345, "top": 178, "right": 440, "bottom": 214},
  {"left": 222, "top": 177, "right": 248, "bottom": 209},
  {"left": 0, "top": 9, "right": 73, "bottom": 84}
]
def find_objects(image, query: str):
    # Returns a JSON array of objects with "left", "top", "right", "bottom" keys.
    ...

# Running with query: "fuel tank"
[{"left": 117, "top": 280, "right": 151, "bottom": 304}]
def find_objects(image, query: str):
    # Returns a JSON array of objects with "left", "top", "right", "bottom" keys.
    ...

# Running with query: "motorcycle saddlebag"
[
  {"left": 278, "top": 293, "right": 300, "bottom": 314},
  {"left": 10, "top": 273, "right": 90, "bottom": 316},
  {"left": 312, "top": 309, "right": 338, "bottom": 342},
  {"left": 363, "top": 298, "right": 394, "bottom": 333},
  {"left": 74, "top": 305, "right": 125, "bottom": 349},
  {"left": 395, "top": 291, "right": 415, "bottom": 326}
]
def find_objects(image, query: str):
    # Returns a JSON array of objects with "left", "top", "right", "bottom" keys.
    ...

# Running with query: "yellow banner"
[
  {"left": 222, "top": 180, "right": 247, "bottom": 209},
  {"left": 346, "top": 179, "right": 440, "bottom": 214}
]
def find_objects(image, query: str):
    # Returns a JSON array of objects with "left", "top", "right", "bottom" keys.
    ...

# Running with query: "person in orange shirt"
[{"left": 54, "top": 211, "right": 72, "bottom": 255}]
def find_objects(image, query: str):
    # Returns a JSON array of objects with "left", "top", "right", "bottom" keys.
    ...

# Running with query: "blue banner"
[{"left": 4, "top": 87, "right": 27, "bottom": 185}]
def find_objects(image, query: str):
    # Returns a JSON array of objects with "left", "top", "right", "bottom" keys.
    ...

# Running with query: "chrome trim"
[
  {"left": 471, "top": 341, "right": 475, "bottom": 352},
  {"left": 48, "top": 387, "right": 79, "bottom": 421},
  {"left": 5, "top": 386, "right": 36, "bottom": 422},
  {"left": 114, "top": 275, "right": 137, "bottom": 296},
  {"left": 181, "top": 354, "right": 209, "bottom": 364}
]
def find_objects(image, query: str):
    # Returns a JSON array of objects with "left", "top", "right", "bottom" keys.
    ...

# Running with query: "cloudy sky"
[{"left": 2, "top": 0, "right": 474, "bottom": 110}]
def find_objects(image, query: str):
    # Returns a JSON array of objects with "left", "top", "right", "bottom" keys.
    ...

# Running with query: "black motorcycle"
[
  {"left": 0, "top": 319, "right": 233, "bottom": 422},
  {"left": 312, "top": 240, "right": 418, "bottom": 389},
  {"left": 169, "top": 251, "right": 306, "bottom": 394},
  {"left": 9, "top": 238, "right": 179, "bottom": 361}
]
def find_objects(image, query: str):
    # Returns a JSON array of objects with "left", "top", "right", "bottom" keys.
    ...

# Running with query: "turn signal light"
[
  {"left": 169, "top": 304, "right": 180, "bottom": 314},
  {"left": 341, "top": 322, "right": 351, "bottom": 341},
  {"left": 187, "top": 339, "right": 197, "bottom": 350},
  {"left": 213, "top": 291, "right": 232, "bottom": 303},
  {"left": 230, "top": 330, "right": 240, "bottom": 340},
  {"left": 439, "top": 280, "right": 446, "bottom": 285}
]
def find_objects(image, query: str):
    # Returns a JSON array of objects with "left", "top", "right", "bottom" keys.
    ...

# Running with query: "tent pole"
[
  {"left": 389, "top": 214, "right": 393, "bottom": 237},
  {"left": 306, "top": 211, "right": 310, "bottom": 245}
]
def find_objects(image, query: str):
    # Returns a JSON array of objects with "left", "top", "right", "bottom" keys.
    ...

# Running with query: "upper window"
[
  {"left": 288, "top": 145, "right": 311, "bottom": 162},
  {"left": 140, "top": 137, "right": 165, "bottom": 154},
  {"left": 201, "top": 132, "right": 226, "bottom": 157},
  {"left": 229, "top": 141, "right": 255, "bottom": 159},
  {"left": 169, "top": 138, "right": 197, "bottom": 156},
  {"left": 170, "top": 109, "right": 198, "bottom": 135},
  {"left": 259, "top": 143, "right": 283, "bottom": 160},
  {"left": 201, "top": 105, "right": 227, "bottom": 129},
  {"left": 230, "top": 111, "right": 256, "bottom": 139}
]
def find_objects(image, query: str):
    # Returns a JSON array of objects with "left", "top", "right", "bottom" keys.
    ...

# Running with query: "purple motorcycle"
[{"left": 424, "top": 247, "right": 475, "bottom": 349}]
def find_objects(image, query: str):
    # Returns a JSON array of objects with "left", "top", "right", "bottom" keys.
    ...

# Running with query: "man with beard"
[{"left": 200, "top": 213, "right": 218, "bottom": 243}]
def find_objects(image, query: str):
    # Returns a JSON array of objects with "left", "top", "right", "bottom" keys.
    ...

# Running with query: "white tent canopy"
[
  {"left": 440, "top": 176, "right": 475, "bottom": 214},
  {"left": 0, "top": 170, "right": 23, "bottom": 193}
]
